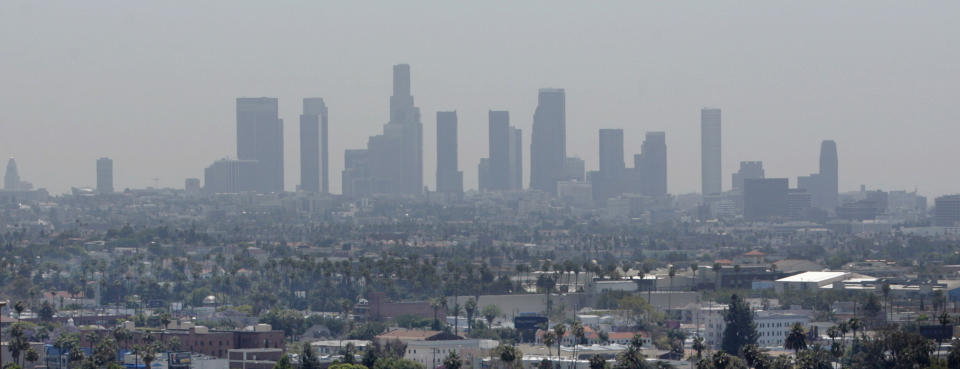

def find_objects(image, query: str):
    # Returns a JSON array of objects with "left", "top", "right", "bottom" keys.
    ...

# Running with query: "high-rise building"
[
  {"left": 342, "top": 64, "right": 423, "bottom": 196},
  {"left": 598, "top": 129, "right": 625, "bottom": 180},
  {"left": 477, "top": 158, "right": 490, "bottom": 192},
  {"left": 4, "top": 158, "right": 21, "bottom": 190},
  {"left": 342, "top": 149, "right": 370, "bottom": 196},
  {"left": 819, "top": 140, "right": 838, "bottom": 209},
  {"left": 562, "top": 157, "right": 585, "bottom": 182},
  {"left": 487, "top": 110, "right": 511, "bottom": 191},
  {"left": 798, "top": 140, "right": 839, "bottom": 211},
  {"left": 300, "top": 98, "right": 328, "bottom": 193},
  {"left": 530, "top": 88, "right": 566, "bottom": 194},
  {"left": 96, "top": 157, "right": 114, "bottom": 193},
  {"left": 185, "top": 178, "right": 201, "bottom": 195},
  {"left": 732, "top": 161, "right": 765, "bottom": 191},
  {"left": 638, "top": 132, "right": 667, "bottom": 196},
  {"left": 508, "top": 127, "right": 523, "bottom": 191},
  {"left": 236, "top": 97, "right": 284, "bottom": 193},
  {"left": 743, "top": 178, "right": 789, "bottom": 220},
  {"left": 701, "top": 108, "right": 722, "bottom": 195},
  {"left": 436, "top": 111, "right": 463, "bottom": 194},
  {"left": 203, "top": 159, "right": 258, "bottom": 194},
  {"left": 934, "top": 195, "right": 960, "bottom": 227}
]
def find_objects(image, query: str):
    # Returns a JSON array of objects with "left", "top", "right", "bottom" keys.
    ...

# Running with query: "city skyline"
[{"left": 2, "top": 2, "right": 958, "bottom": 196}]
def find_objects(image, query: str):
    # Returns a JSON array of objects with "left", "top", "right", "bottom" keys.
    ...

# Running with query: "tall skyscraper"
[
  {"left": 436, "top": 111, "right": 463, "bottom": 194},
  {"left": 638, "top": 132, "right": 667, "bottom": 196},
  {"left": 300, "top": 98, "right": 328, "bottom": 193},
  {"left": 700, "top": 108, "right": 722, "bottom": 195},
  {"left": 96, "top": 157, "right": 114, "bottom": 193},
  {"left": 798, "top": 140, "right": 839, "bottom": 211},
  {"left": 487, "top": 110, "right": 511, "bottom": 191},
  {"left": 530, "top": 88, "right": 566, "bottom": 195},
  {"left": 743, "top": 178, "right": 789, "bottom": 220},
  {"left": 732, "top": 161, "right": 765, "bottom": 191},
  {"left": 4, "top": 158, "right": 20, "bottom": 190},
  {"left": 342, "top": 64, "right": 423, "bottom": 196},
  {"left": 819, "top": 140, "right": 838, "bottom": 209},
  {"left": 508, "top": 127, "right": 523, "bottom": 191},
  {"left": 598, "top": 129, "right": 625, "bottom": 180},
  {"left": 237, "top": 97, "right": 284, "bottom": 193}
]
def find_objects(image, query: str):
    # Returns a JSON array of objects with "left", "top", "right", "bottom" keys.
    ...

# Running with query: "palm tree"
[
  {"left": 692, "top": 336, "right": 705, "bottom": 361},
  {"left": 713, "top": 263, "right": 722, "bottom": 289},
  {"left": 493, "top": 344, "right": 522, "bottom": 369},
  {"left": 572, "top": 321, "right": 585, "bottom": 363},
  {"left": 13, "top": 300, "right": 26, "bottom": 322},
  {"left": 784, "top": 323, "right": 807, "bottom": 357},
  {"left": 838, "top": 321, "right": 849, "bottom": 346},
  {"left": 826, "top": 326, "right": 842, "bottom": 358},
  {"left": 542, "top": 331, "right": 557, "bottom": 357},
  {"left": 938, "top": 312, "right": 952, "bottom": 360},
  {"left": 465, "top": 298, "right": 478, "bottom": 330},
  {"left": 553, "top": 324, "right": 566, "bottom": 359},
  {"left": 848, "top": 318, "right": 863, "bottom": 340}
]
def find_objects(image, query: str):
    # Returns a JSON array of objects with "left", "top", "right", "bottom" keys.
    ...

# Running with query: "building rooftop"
[{"left": 776, "top": 271, "right": 848, "bottom": 283}]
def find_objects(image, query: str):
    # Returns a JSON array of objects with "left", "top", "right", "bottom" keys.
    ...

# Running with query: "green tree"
[
  {"left": 614, "top": 334, "right": 648, "bottom": 369},
  {"left": 301, "top": 342, "right": 322, "bottom": 369},
  {"left": 784, "top": 323, "right": 807, "bottom": 356},
  {"left": 794, "top": 345, "right": 831, "bottom": 369},
  {"left": 589, "top": 355, "right": 608, "bottom": 369},
  {"left": 371, "top": 358, "right": 423, "bottom": 369},
  {"left": 492, "top": 344, "right": 523, "bottom": 369},
  {"left": 443, "top": 350, "right": 462, "bottom": 369},
  {"left": 272, "top": 355, "right": 295, "bottom": 369},
  {"left": 329, "top": 365, "right": 368, "bottom": 369},
  {"left": 553, "top": 324, "right": 567, "bottom": 359},
  {"left": 692, "top": 336, "right": 706, "bottom": 361},
  {"left": 720, "top": 294, "right": 757, "bottom": 355},
  {"left": 696, "top": 351, "right": 747, "bottom": 369},
  {"left": 542, "top": 331, "right": 558, "bottom": 357},
  {"left": 465, "top": 298, "right": 478, "bottom": 329},
  {"left": 38, "top": 300, "right": 56, "bottom": 321}
]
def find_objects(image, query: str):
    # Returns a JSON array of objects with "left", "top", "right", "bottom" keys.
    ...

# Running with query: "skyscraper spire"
[{"left": 4, "top": 157, "right": 20, "bottom": 190}]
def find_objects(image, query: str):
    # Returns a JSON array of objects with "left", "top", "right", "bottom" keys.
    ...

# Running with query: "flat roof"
[{"left": 776, "top": 271, "right": 848, "bottom": 283}]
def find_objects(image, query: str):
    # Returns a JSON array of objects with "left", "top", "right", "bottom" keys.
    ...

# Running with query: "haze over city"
[{"left": 2, "top": 1, "right": 958, "bottom": 196}]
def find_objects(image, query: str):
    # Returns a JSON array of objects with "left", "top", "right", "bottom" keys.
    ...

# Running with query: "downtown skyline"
[{"left": 1, "top": 2, "right": 957, "bottom": 196}]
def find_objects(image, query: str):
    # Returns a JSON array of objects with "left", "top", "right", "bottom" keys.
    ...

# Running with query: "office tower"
[
  {"left": 743, "top": 178, "right": 788, "bottom": 220},
  {"left": 798, "top": 140, "right": 839, "bottom": 211},
  {"left": 638, "top": 132, "right": 667, "bottom": 196},
  {"left": 732, "top": 161, "right": 765, "bottom": 191},
  {"left": 530, "top": 88, "right": 566, "bottom": 194},
  {"left": 236, "top": 97, "right": 284, "bottom": 193},
  {"left": 342, "top": 149, "right": 370, "bottom": 196},
  {"left": 487, "top": 110, "right": 511, "bottom": 191},
  {"left": 819, "top": 140, "right": 839, "bottom": 209},
  {"left": 478, "top": 158, "right": 490, "bottom": 191},
  {"left": 203, "top": 159, "right": 258, "bottom": 194},
  {"left": 562, "top": 157, "right": 585, "bottom": 181},
  {"left": 701, "top": 108, "right": 722, "bottom": 195},
  {"left": 342, "top": 64, "right": 423, "bottom": 196},
  {"left": 508, "top": 127, "right": 523, "bottom": 191},
  {"left": 96, "top": 157, "right": 114, "bottom": 193},
  {"left": 4, "top": 158, "right": 20, "bottom": 190},
  {"left": 598, "top": 129, "right": 625, "bottom": 180},
  {"left": 934, "top": 195, "right": 960, "bottom": 227},
  {"left": 300, "top": 98, "right": 328, "bottom": 193},
  {"left": 436, "top": 111, "right": 463, "bottom": 194}
]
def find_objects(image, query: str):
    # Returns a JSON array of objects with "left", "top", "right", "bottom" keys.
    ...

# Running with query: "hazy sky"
[{"left": 2, "top": 1, "right": 958, "bottom": 196}]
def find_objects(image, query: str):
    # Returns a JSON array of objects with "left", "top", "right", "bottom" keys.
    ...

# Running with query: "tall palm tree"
[
  {"left": 572, "top": 321, "right": 585, "bottom": 363},
  {"left": 690, "top": 264, "right": 698, "bottom": 291},
  {"left": 542, "top": 331, "right": 557, "bottom": 357},
  {"left": 713, "top": 263, "right": 722, "bottom": 290},
  {"left": 553, "top": 324, "right": 566, "bottom": 359},
  {"left": 692, "top": 336, "right": 705, "bottom": 361},
  {"left": 784, "top": 323, "right": 807, "bottom": 357}
]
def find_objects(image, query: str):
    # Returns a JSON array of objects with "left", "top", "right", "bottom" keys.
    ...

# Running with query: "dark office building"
[
  {"left": 934, "top": 195, "right": 960, "bottom": 227},
  {"left": 743, "top": 178, "right": 789, "bottom": 220},
  {"left": 799, "top": 140, "right": 839, "bottom": 211},
  {"left": 435, "top": 111, "right": 463, "bottom": 194},
  {"left": 236, "top": 97, "right": 284, "bottom": 193},
  {"left": 637, "top": 131, "right": 667, "bottom": 196},
  {"left": 509, "top": 127, "right": 523, "bottom": 191},
  {"left": 96, "top": 157, "right": 113, "bottom": 193},
  {"left": 299, "top": 98, "right": 327, "bottom": 193},
  {"left": 530, "top": 88, "right": 566, "bottom": 194},
  {"left": 598, "top": 129, "right": 625, "bottom": 180}
]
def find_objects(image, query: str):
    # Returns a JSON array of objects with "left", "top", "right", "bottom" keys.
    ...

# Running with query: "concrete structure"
[
  {"left": 342, "top": 64, "right": 423, "bottom": 196},
  {"left": 404, "top": 339, "right": 498, "bottom": 369},
  {"left": 637, "top": 131, "right": 667, "bottom": 196},
  {"left": 236, "top": 97, "right": 284, "bottom": 193},
  {"left": 299, "top": 98, "right": 328, "bottom": 193},
  {"left": 435, "top": 111, "right": 463, "bottom": 194},
  {"left": 798, "top": 140, "right": 839, "bottom": 211},
  {"left": 530, "top": 88, "right": 566, "bottom": 195},
  {"left": 935, "top": 195, "right": 960, "bottom": 227},
  {"left": 486, "top": 110, "right": 511, "bottom": 191},
  {"left": 743, "top": 178, "right": 789, "bottom": 220},
  {"left": 700, "top": 108, "right": 722, "bottom": 195},
  {"left": 204, "top": 159, "right": 258, "bottom": 194},
  {"left": 732, "top": 161, "right": 764, "bottom": 191},
  {"left": 228, "top": 349, "right": 282, "bottom": 369},
  {"left": 96, "top": 157, "right": 113, "bottom": 193},
  {"left": 509, "top": 127, "right": 523, "bottom": 191},
  {"left": 775, "top": 271, "right": 853, "bottom": 293}
]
